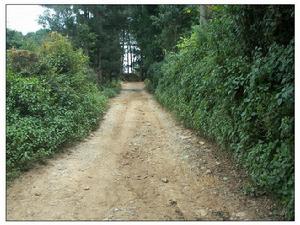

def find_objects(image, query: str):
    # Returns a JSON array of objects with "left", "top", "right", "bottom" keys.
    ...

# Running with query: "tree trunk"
[
  {"left": 129, "top": 34, "right": 133, "bottom": 74},
  {"left": 126, "top": 32, "right": 130, "bottom": 74},
  {"left": 120, "top": 30, "right": 125, "bottom": 75},
  {"left": 199, "top": 5, "right": 207, "bottom": 25},
  {"left": 97, "top": 50, "right": 102, "bottom": 84}
]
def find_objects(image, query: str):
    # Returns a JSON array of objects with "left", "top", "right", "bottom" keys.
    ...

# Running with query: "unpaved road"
[{"left": 7, "top": 82, "right": 279, "bottom": 221}]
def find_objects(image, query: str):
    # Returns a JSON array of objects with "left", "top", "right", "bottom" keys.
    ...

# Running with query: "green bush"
[
  {"left": 7, "top": 49, "right": 40, "bottom": 76},
  {"left": 99, "top": 79, "right": 121, "bottom": 98},
  {"left": 154, "top": 7, "right": 294, "bottom": 219},
  {"left": 6, "top": 33, "right": 113, "bottom": 180},
  {"left": 145, "top": 61, "right": 163, "bottom": 93},
  {"left": 39, "top": 32, "right": 88, "bottom": 75}
]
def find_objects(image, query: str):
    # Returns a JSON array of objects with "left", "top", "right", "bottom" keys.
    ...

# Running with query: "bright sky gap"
[{"left": 6, "top": 5, "right": 45, "bottom": 35}]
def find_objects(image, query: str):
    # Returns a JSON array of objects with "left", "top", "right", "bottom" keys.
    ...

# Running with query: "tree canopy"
[{"left": 6, "top": 5, "right": 294, "bottom": 219}]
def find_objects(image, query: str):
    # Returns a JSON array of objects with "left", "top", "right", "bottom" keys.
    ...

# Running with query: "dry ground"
[{"left": 7, "top": 82, "right": 279, "bottom": 221}]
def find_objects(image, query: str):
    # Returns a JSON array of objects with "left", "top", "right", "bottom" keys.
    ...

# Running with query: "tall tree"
[
  {"left": 39, "top": 5, "right": 128, "bottom": 82},
  {"left": 6, "top": 29, "right": 23, "bottom": 49},
  {"left": 128, "top": 5, "right": 198, "bottom": 77}
]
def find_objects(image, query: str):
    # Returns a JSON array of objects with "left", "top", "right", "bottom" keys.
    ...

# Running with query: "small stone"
[
  {"left": 236, "top": 212, "right": 247, "bottom": 218},
  {"left": 198, "top": 209, "right": 208, "bottom": 217},
  {"left": 83, "top": 186, "right": 90, "bottom": 190},
  {"left": 216, "top": 161, "right": 221, "bottom": 165},
  {"left": 212, "top": 211, "right": 230, "bottom": 220},
  {"left": 183, "top": 186, "right": 190, "bottom": 192},
  {"left": 180, "top": 135, "right": 190, "bottom": 140},
  {"left": 34, "top": 192, "right": 41, "bottom": 196},
  {"left": 205, "top": 169, "right": 212, "bottom": 174},
  {"left": 223, "top": 177, "right": 228, "bottom": 181},
  {"left": 201, "top": 166, "right": 206, "bottom": 170},
  {"left": 199, "top": 141, "right": 205, "bottom": 145},
  {"left": 161, "top": 177, "right": 169, "bottom": 183},
  {"left": 113, "top": 208, "right": 120, "bottom": 212},
  {"left": 169, "top": 199, "right": 177, "bottom": 206}
]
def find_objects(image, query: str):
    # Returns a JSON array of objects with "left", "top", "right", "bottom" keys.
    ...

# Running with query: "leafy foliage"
[
  {"left": 39, "top": 5, "right": 126, "bottom": 81},
  {"left": 153, "top": 5, "right": 294, "bottom": 219},
  {"left": 6, "top": 29, "right": 24, "bottom": 49},
  {"left": 128, "top": 5, "right": 199, "bottom": 78},
  {"left": 7, "top": 49, "right": 40, "bottom": 76},
  {"left": 39, "top": 32, "right": 89, "bottom": 75},
  {"left": 6, "top": 28, "right": 49, "bottom": 51},
  {"left": 6, "top": 5, "right": 294, "bottom": 220},
  {"left": 6, "top": 33, "right": 118, "bottom": 180}
]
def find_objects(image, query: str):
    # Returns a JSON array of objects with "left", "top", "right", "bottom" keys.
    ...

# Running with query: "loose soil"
[{"left": 7, "top": 82, "right": 280, "bottom": 221}]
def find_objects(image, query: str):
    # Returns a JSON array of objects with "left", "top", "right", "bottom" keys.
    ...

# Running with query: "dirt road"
[{"left": 7, "top": 82, "right": 279, "bottom": 220}]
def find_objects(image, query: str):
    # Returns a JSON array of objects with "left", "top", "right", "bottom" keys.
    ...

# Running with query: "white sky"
[{"left": 6, "top": 5, "right": 46, "bottom": 35}]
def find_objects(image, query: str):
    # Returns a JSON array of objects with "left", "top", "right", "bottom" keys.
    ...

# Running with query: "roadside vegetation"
[
  {"left": 6, "top": 4, "right": 294, "bottom": 219},
  {"left": 141, "top": 6, "right": 294, "bottom": 219},
  {"left": 6, "top": 32, "right": 120, "bottom": 181}
]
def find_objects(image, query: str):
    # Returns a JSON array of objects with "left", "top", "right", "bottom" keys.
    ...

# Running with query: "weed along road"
[{"left": 7, "top": 82, "right": 279, "bottom": 220}]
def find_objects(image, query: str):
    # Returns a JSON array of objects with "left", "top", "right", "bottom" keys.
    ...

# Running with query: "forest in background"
[{"left": 6, "top": 5, "right": 294, "bottom": 219}]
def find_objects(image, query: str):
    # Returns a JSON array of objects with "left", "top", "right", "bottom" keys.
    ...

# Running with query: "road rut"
[{"left": 7, "top": 82, "right": 278, "bottom": 220}]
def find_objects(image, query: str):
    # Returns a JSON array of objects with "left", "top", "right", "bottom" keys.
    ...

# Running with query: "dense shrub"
[
  {"left": 6, "top": 32, "right": 118, "bottom": 179},
  {"left": 145, "top": 61, "right": 163, "bottom": 93},
  {"left": 7, "top": 50, "right": 40, "bottom": 76},
  {"left": 154, "top": 6, "right": 294, "bottom": 219},
  {"left": 100, "top": 79, "right": 122, "bottom": 98},
  {"left": 39, "top": 32, "right": 89, "bottom": 75}
]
